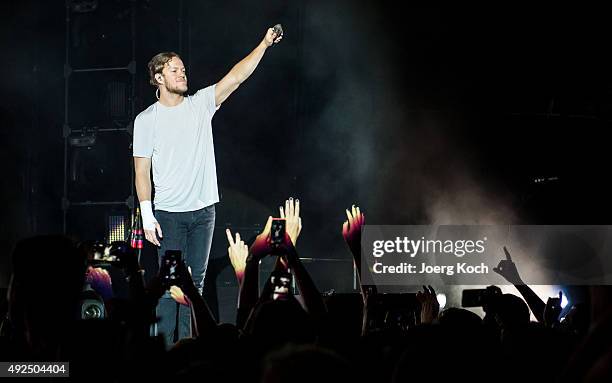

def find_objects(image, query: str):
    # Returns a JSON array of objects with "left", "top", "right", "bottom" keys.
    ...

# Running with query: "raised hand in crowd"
[
  {"left": 342, "top": 204, "right": 377, "bottom": 300},
  {"left": 274, "top": 199, "right": 325, "bottom": 319},
  {"left": 416, "top": 285, "right": 440, "bottom": 325},
  {"left": 493, "top": 246, "right": 546, "bottom": 323},
  {"left": 257, "top": 199, "right": 302, "bottom": 300},
  {"left": 342, "top": 205, "right": 381, "bottom": 335},
  {"left": 168, "top": 264, "right": 193, "bottom": 306},
  {"left": 239, "top": 199, "right": 326, "bottom": 329},
  {"left": 280, "top": 197, "right": 302, "bottom": 246},
  {"left": 280, "top": 238, "right": 326, "bottom": 320},
  {"left": 169, "top": 286, "right": 189, "bottom": 306},
  {"left": 226, "top": 228, "right": 249, "bottom": 285},
  {"left": 342, "top": 205, "right": 364, "bottom": 263},
  {"left": 250, "top": 216, "right": 275, "bottom": 259},
  {"left": 154, "top": 258, "right": 217, "bottom": 337},
  {"left": 493, "top": 246, "right": 523, "bottom": 285},
  {"left": 543, "top": 291, "right": 563, "bottom": 328},
  {"left": 236, "top": 215, "right": 274, "bottom": 328},
  {"left": 248, "top": 211, "right": 299, "bottom": 259},
  {"left": 174, "top": 259, "right": 217, "bottom": 336}
]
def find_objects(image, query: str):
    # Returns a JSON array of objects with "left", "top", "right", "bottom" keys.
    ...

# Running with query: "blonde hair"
[{"left": 147, "top": 52, "right": 181, "bottom": 87}]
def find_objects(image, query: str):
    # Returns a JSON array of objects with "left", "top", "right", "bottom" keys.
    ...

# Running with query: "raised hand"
[
  {"left": 170, "top": 286, "right": 189, "bottom": 306},
  {"left": 493, "top": 246, "right": 523, "bottom": 285},
  {"left": 416, "top": 285, "right": 440, "bottom": 324},
  {"left": 342, "top": 204, "right": 365, "bottom": 256},
  {"left": 237, "top": 216, "right": 274, "bottom": 329},
  {"left": 177, "top": 261, "right": 195, "bottom": 290},
  {"left": 226, "top": 228, "right": 249, "bottom": 283},
  {"left": 280, "top": 197, "right": 302, "bottom": 246},
  {"left": 249, "top": 216, "right": 275, "bottom": 260},
  {"left": 543, "top": 291, "right": 563, "bottom": 327},
  {"left": 170, "top": 261, "right": 197, "bottom": 305},
  {"left": 492, "top": 247, "right": 548, "bottom": 322},
  {"left": 263, "top": 26, "right": 283, "bottom": 47}
]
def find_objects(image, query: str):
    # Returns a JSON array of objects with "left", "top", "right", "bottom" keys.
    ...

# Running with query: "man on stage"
[{"left": 133, "top": 26, "right": 283, "bottom": 347}]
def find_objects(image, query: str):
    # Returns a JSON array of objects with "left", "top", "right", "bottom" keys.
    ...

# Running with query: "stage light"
[
  {"left": 437, "top": 293, "right": 447, "bottom": 309},
  {"left": 108, "top": 214, "right": 127, "bottom": 242},
  {"left": 561, "top": 293, "right": 568, "bottom": 309}
]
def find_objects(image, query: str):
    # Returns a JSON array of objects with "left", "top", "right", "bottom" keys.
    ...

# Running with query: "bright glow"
[
  {"left": 520, "top": 285, "right": 567, "bottom": 321},
  {"left": 437, "top": 293, "right": 447, "bottom": 309},
  {"left": 108, "top": 215, "right": 126, "bottom": 242},
  {"left": 448, "top": 285, "right": 568, "bottom": 321}
]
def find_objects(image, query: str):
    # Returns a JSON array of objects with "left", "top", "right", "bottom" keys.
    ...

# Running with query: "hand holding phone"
[
  {"left": 544, "top": 291, "right": 563, "bottom": 327},
  {"left": 461, "top": 286, "right": 502, "bottom": 308}
]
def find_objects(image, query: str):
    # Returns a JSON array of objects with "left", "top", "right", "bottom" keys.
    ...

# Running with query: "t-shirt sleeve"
[
  {"left": 132, "top": 114, "right": 154, "bottom": 158},
  {"left": 193, "top": 84, "right": 220, "bottom": 118}
]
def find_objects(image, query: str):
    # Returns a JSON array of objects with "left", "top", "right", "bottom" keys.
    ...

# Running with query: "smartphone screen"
[
  {"left": 271, "top": 218, "right": 286, "bottom": 247},
  {"left": 271, "top": 271, "right": 292, "bottom": 300},
  {"left": 162, "top": 250, "right": 182, "bottom": 285}
]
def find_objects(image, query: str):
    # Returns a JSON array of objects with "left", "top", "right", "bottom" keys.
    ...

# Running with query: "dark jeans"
[{"left": 153, "top": 204, "right": 215, "bottom": 348}]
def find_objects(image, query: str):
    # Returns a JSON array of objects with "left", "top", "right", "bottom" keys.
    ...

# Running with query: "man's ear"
[{"left": 155, "top": 74, "right": 164, "bottom": 85}]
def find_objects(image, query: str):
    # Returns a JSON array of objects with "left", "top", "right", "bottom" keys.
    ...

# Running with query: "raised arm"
[
  {"left": 214, "top": 27, "right": 283, "bottom": 107},
  {"left": 253, "top": 198, "right": 298, "bottom": 300},
  {"left": 175, "top": 260, "right": 218, "bottom": 337},
  {"left": 234, "top": 216, "right": 273, "bottom": 329},
  {"left": 343, "top": 205, "right": 377, "bottom": 297},
  {"left": 343, "top": 205, "right": 379, "bottom": 334},
  {"left": 283, "top": 244, "right": 327, "bottom": 320},
  {"left": 493, "top": 246, "right": 546, "bottom": 322},
  {"left": 279, "top": 198, "right": 326, "bottom": 319}
]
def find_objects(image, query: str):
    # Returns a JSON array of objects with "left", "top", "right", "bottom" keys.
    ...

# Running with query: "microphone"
[{"left": 272, "top": 23, "right": 284, "bottom": 38}]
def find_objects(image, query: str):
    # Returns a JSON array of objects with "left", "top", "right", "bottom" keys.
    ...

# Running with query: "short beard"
[{"left": 166, "top": 83, "right": 188, "bottom": 95}]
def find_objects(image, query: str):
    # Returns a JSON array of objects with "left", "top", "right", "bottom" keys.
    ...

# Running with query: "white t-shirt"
[{"left": 133, "top": 85, "right": 220, "bottom": 212}]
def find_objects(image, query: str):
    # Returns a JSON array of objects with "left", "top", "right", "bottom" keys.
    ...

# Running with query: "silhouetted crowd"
[{"left": 1, "top": 200, "right": 610, "bottom": 382}]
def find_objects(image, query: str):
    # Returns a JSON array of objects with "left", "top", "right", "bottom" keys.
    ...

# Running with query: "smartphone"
[
  {"left": 270, "top": 218, "right": 286, "bottom": 248},
  {"left": 161, "top": 250, "right": 182, "bottom": 286},
  {"left": 369, "top": 293, "right": 419, "bottom": 330},
  {"left": 461, "top": 288, "right": 487, "bottom": 307},
  {"left": 270, "top": 269, "right": 292, "bottom": 300}
]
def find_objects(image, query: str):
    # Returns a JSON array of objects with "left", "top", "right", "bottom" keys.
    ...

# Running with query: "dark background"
[{"left": 1, "top": 1, "right": 611, "bottom": 291}]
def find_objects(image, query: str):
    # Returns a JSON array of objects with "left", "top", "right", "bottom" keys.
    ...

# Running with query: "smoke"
[
  {"left": 424, "top": 170, "right": 519, "bottom": 225},
  {"left": 296, "top": 2, "right": 522, "bottom": 266}
]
